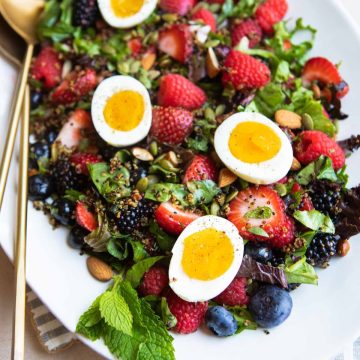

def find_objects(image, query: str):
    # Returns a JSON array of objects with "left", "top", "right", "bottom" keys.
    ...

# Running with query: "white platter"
[{"left": 1, "top": 0, "right": 360, "bottom": 359}]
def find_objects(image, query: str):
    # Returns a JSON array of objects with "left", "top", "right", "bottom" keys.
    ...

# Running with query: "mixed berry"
[{"left": 28, "top": 0, "right": 360, "bottom": 358}]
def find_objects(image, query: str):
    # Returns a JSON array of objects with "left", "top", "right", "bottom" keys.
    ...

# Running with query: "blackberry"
[
  {"left": 310, "top": 181, "right": 342, "bottom": 222},
  {"left": 306, "top": 232, "right": 340, "bottom": 268},
  {"left": 51, "top": 157, "right": 86, "bottom": 195},
  {"left": 117, "top": 199, "right": 155, "bottom": 234},
  {"left": 73, "top": 0, "right": 99, "bottom": 28},
  {"left": 268, "top": 250, "right": 286, "bottom": 267}
]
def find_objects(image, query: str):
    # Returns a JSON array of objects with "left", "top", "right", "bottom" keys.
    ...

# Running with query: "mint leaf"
[
  {"left": 293, "top": 210, "right": 335, "bottom": 233},
  {"left": 244, "top": 206, "right": 273, "bottom": 220},
  {"left": 248, "top": 227, "right": 269, "bottom": 238},
  {"left": 227, "top": 306, "right": 257, "bottom": 334},
  {"left": 126, "top": 256, "right": 165, "bottom": 288},
  {"left": 160, "top": 297, "right": 177, "bottom": 330},
  {"left": 283, "top": 256, "right": 318, "bottom": 285},
  {"left": 316, "top": 157, "right": 338, "bottom": 182},
  {"left": 99, "top": 290, "right": 133, "bottom": 335},
  {"left": 186, "top": 180, "right": 221, "bottom": 204},
  {"left": 296, "top": 156, "right": 337, "bottom": 185},
  {"left": 149, "top": 221, "right": 175, "bottom": 252}
]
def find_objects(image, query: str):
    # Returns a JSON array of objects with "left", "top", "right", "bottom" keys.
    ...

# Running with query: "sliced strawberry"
[
  {"left": 183, "top": 155, "right": 217, "bottom": 183},
  {"left": 151, "top": 106, "right": 194, "bottom": 145},
  {"left": 159, "top": 0, "right": 195, "bottom": 15},
  {"left": 227, "top": 186, "right": 294, "bottom": 247},
  {"left": 56, "top": 109, "right": 93, "bottom": 149},
  {"left": 51, "top": 68, "right": 97, "bottom": 104},
  {"left": 302, "top": 57, "right": 349, "bottom": 98},
  {"left": 191, "top": 7, "right": 217, "bottom": 32},
  {"left": 31, "top": 47, "right": 63, "bottom": 89},
  {"left": 155, "top": 202, "right": 200, "bottom": 235},
  {"left": 70, "top": 153, "right": 102, "bottom": 175},
  {"left": 75, "top": 201, "right": 98, "bottom": 232},
  {"left": 158, "top": 24, "right": 193, "bottom": 64}
]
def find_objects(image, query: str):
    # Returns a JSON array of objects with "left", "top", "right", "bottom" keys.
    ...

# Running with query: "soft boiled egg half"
[
  {"left": 214, "top": 112, "right": 293, "bottom": 184},
  {"left": 91, "top": 75, "right": 152, "bottom": 147},
  {"left": 169, "top": 216, "right": 244, "bottom": 302},
  {"left": 98, "top": 0, "right": 157, "bottom": 28}
]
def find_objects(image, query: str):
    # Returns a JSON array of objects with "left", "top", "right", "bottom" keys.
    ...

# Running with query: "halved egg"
[
  {"left": 98, "top": 0, "right": 157, "bottom": 28},
  {"left": 91, "top": 75, "right": 152, "bottom": 147},
  {"left": 169, "top": 216, "right": 244, "bottom": 302},
  {"left": 214, "top": 112, "right": 293, "bottom": 184}
]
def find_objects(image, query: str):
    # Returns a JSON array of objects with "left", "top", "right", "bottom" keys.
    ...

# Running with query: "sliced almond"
[
  {"left": 275, "top": 109, "right": 302, "bottom": 129},
  {"left": 141, "top": 51, "right": 156, "bottom": 71},
  {"left": 87, "top": 256, "right": 113, "bottom": 282},
  {"left": 165, "top": 151, "right": 180, "bottom": 166},
  {"left": 131, "top": 147, "right": 154, "bottom": 161},
  {"left": 291, "top": 157, "right": 301, "bottom": 171},
  {"left": 206, "top": 48, "right": 220, "bottom": 79},
  {"left": 218, "top": 168, "right": 237, "bottom": 188}
]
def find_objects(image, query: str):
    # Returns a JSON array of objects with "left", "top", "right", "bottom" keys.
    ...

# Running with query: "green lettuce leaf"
[
  {"left": 283, "top": 256, "right": 318, "bottom": 285},
  {"left": 293, "top": 210, "right": 335, "bottom": 233}
]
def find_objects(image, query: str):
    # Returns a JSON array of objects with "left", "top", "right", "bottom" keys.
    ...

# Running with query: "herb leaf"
[
  {"left": 283, "top": 256, "right": 318, "bottom": 285},
  {"left": 293, "top": 210, "right": 335, "bottom": 233},
  {"left": 245, "top": 206, "right": 272, "bottom": 220},
  {"left": 248, "top": 227, "right": 269, "bottom": 238},
  {"left": 226, "top": 306, "right": 258, "bottom": 334}
]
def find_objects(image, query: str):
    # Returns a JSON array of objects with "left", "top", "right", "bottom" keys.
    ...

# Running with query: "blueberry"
[
  {"left": 30, "top": 91, "right": 43, "bottom": 109},
  {"left": 44, "top": 128, "right": 58, "bottom": 144},
  {"left": 205, "top": 306, "right": 238, "bottom": 337},
  {"left": 28, "top": 174, "right": 54, "bottom": 200},
  {"left": 67, "top": 225, "right": 89, "bottom": 249},
  {"left": 244, "top": 243, "right": 273, "bottom": 263},
  {"left": 52, "top": 199, "right": 75, "bottom": 226},
  {"left": 130, "top": 166, "right": 148, "bottom": 185},
  {"left": 30, "top": 142, "right": 50, "bottom": 160},
  {"left": 249, "top": 285, "right": 293, "bottom": 328}
]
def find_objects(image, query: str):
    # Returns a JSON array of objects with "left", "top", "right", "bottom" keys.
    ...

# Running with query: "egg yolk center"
[
  {"left": 103, "top": 90, "right": 145, "bottom": 132},
  {"left": 228, "top": 121, "right": 281, "bottom": 163},
  {"left": 111, "top": 0, "right": 144, "bottom": 18},
  {"left": 181, "top": 228, "right": 234, "bottom": 281}
]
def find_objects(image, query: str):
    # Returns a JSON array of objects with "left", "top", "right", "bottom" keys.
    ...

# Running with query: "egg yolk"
[
  {"left": 229, "top": 121, "right": 281, "bottom": 163},
  {"left": 111, "top": 0, "right": 144, "bottom": 18},
  {"left": 181, "top": 228, "right": 234, "bottom": 281},
  {"left": 103, "top": 90, "right": 145, "bottom": 132}
]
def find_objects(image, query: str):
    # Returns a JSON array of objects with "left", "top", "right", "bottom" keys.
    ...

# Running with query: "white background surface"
[{"left": 1, "top": 1, "right": 360, "bottom": 359}]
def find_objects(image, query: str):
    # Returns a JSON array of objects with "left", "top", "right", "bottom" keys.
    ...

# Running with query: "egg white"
[
  {"left": 214, "top": 112, "right": 293, "bottom": 185},
  {"left": 91, "top": 75, "right": 152, "bottom": 147},
  {"left": 98, "top": 0, "right": 157, "bottom": 28},
  {"left": 169, "top": 216, "right": 244, "bottom": 302}
]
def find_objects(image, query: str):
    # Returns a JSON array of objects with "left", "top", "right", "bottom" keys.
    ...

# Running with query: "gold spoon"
[{"left": 0, "top": 0, "right": 44, "bottom": 208}]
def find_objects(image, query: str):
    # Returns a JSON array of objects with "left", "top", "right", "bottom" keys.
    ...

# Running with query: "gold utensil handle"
[
  {"left": 11, "top": 85, "right": 30, "bottom": 360},
  {"left": 0, "top": 43, "right": 33, "bottom": 209}
]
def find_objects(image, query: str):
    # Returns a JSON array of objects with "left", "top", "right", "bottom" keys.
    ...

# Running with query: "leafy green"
[
  {"left": 227, "top": 306, "right": 258, "bottom": 334},
  {"left": 283, "top": 256, "right": 318, "bottom": 285},
  {"left": 244, "top": 206, "right": 273, "bottom": 220},
  {"left": 248, "top": 227, "right": 269, "bottom": 238},
  {"left": 149, "top": 221, "right": 176, "bottom": 252},
  {"left": 84, "top": 215, "right": 111, "bottom": 252},
  {"left": 218, "top": 0, "right": 262, "bottom": 23},
  {"left": 186, "top": 118, "right": 217, "bottom": 153},
  {"left": 144, "top": 296, "right": 178, "bottom": 330},
  {"left": 186, "top": 181, "right": 221, "bottom": 204},
  {"left": 293, "top": 231, "right": 316, "bottom": 257},
  {"left": 107, "top": 237, "right": 130, "bottom": 261},
  {"left": 293, "top": 210, "right": 335, "bottom": 233},
  {"left": 126, "top": 256, "right": 165, "bottom": 288}
]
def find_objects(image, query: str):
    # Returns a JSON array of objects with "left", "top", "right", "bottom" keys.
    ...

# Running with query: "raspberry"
[
  {"left": 294, "top": 130, "right": 346, "bottom": 170},
  {"left": 214, "top": 277, "right": 249, "bottom": 306},
  {"left": 255, "top": 0, "right": 288, "bottom": 34},
  {"left": 231, "top": 19, "right": 263, "bottom": 48},
  {"left": 191, "top": 7, "right": 217, "bottom": 32},
  {"left": 138, "top": 266, "right": 169, "bottom": 296},
  {"left": 166, "top": 290, "right": 208, "bottom": 334},
  {"left": 222, "top": 50, "right": 271, "bottom": 90}
]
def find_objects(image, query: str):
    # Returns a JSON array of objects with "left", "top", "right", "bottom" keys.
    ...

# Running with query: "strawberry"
[
  {"left": 302, "top": 57, "right": 349, "bottom": 98},
  {"left": 158, "top": 74, "right": 207, "bottom": 110},
  {"left": 151, "top": 106, "right": 194, "bottom": 145},
  {"left": 255, "top": 0, "right": 288, "bottom": 34},
  {"left": 56, "top": 109, "right": 93, "bottom": 149},
  {"left": 70, "top": 153, "right": 102, "bottom": 175},
  {"left": 158, "top": 24, "right": 193, "bottom": 64},
  {"left": 183, "top": 155, "right": 217, "bottom": 183},
  {"left": 291, "top": 183, "right": 314, "bottom": 212},
  {"left": 31, "top": 47, "right": 62, "bottom": 89},
  {"left": 128, "top": 37, "right": 142, "bottom": 56},
  {"left": 155, "top": 202, "right": 200, "bottom": 235},
  {"left": 159, "top": 0, "right": 195, "bottom": 15},
  {"left": 227, "top": 186, "right": 295, "bottom": 248},
  {"left": 166, "top": 289, "right": 208, "bottom": 334},
  {"left": 231, "top": 19, "right": 263, "bottom": 48},
  {"left": 214, "top": 277, "right": 249, "bottom": 306},
  {"left": 294, "top": 130, "right": 346, "bottom": 171},
  {"left": 51, "top": 68, "right": 97, "bottom": 104},
  {"left": 75, "top": 201, "right": 98, "bottom": 232},
  {"left": 222, "top": 50, "right": 271, "bottom": 90},
  {"left": 191, "top": 7, "right": 217, "bottom": 32}
]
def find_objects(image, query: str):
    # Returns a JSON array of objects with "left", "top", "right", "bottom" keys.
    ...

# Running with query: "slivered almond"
[
  {"left": 291, "top": 157, "right": 301, "bottom": 171},
  {"left": 131, "top": 147, "right": 154, "bottom": 161},
  {"left": 87, "top": 256, "right": 113, "bottom": 282},
  {"left": 206, "top": 48, "right": 220, "bottom": 79},
  {"left": 141, "top": 52, "right": 156, "bottom": 71},
  {"left": 275, "top": 109, "right": 302, "bottom": 129},
  {"left": 218, "top": 168, "right": 237, "bottom": 188}
]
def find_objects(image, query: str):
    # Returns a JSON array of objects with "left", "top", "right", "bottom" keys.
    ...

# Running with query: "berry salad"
[{"left": 28, "top": 0, "right": 360, "bottom": 358}]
